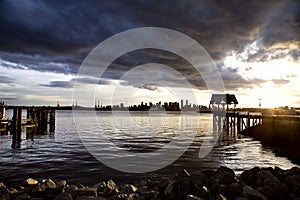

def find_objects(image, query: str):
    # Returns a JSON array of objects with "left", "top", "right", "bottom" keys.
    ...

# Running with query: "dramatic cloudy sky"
[{"left": 0, "top": 0, "right": 300, "bottom": 107}]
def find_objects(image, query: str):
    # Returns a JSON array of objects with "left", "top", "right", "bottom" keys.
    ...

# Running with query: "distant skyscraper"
[{"left": 181, "top": 99, "right": 183, "bottom": 109}]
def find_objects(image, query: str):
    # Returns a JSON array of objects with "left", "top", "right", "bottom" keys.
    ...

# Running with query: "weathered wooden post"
[
  {"left": 49, "top": 109, "right": 55, "bottom": 133},
  {"left": 36, "top": 109, "right": 42, "bottom": 133},
  {"left": 41, "top": 110, "right": 47, "bottom": 133},
  {"left": 237, "top": 112, "right": 241, "bottom": 134},
  {"left": 247, "top": 112, "right": 250, "bottom": 128},
  {"left": 226, "top": 113, "right": 229, "bottom": 134},
  {"left": 12, "top": 107, "right": 22, "bottom": 148},
  {"left": 26, "top": 107, "right": 34, "bottom": 141}
]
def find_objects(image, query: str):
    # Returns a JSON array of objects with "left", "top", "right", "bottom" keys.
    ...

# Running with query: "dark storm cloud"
[
  {"left": 0, "top": 0, "right": 297, "bottom": 90},
  {"left": 244, "top": 0, "right": 300, "bottom": 63},
  {"left": 0, "top": 97, "right": 20, "bottom": 101},
  {"left": 0, "top": 75, "right": 15, "bottom": 84},
  {"left": 40, "top": 81, "right": 74, "bottom": 88},
  {"left": 139, "top": 84, "right": 158, "bottom": 91},
  {"left": 40, "top": 77, "right": 113, "bottom": 88},
  {"left": 261, "top": 0, "right": 300, "bottom": 49},
  {"left": 0, "top": 0, "right": 138, "bottom": 55}
]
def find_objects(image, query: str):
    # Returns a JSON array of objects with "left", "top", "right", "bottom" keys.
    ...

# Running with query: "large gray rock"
[
  {"left": 216, "top": 166, "right": 235, "bottom": 185},
  {"left": 240, "top": 167, "right": 260, "bottom": 187},
  {"left": 35, "top": 179, "right": 57, "bottom": 192},
  {"left": 187, "top": 194, "right": 204, "bottom": 200},
  {"left": 195, "top": 186, "right": 211, "bottom": 200},
  {"left": 76, "top": 188, "right": 97, "bottom": 197},
  {"left": 138, "top": 186, "right": 148, "bottom": 195},
  {"left": 285, "top": 174, "right": 300, "bottom": 188},
  {"left": 96, "top": 180, "right": 119, "bottom": 197},
  {"left": 25, "top": 178, "right": 38, "bottom": 186},
  {"left": 56, "top": 180, "right": 67, "bottom": 187},
  {"left": 54, "top": 192, "right": 73, "bottom": 200},
  {"left": 164, "top": 180, "right": 176, "bottom": 200},
  {"left": 65, "top": 185, "right": 79, "bottom": 198},
  {"left": 225, "top": 182, "right": 243, "bottom": 199},
  {"left": 256, "top": 170, "right": 280, "bottom": 187},
  {"left": 88, "top": 197, "right": 107, "bottom": 200},
  {"left": 242, "top": 186, "right": 267, "bottom": 200},
  {"left": 190, "top": 174, "right": 206, "bottom": 187},
  {"left": 0, "top": 183, "right": 9, "bottom": 195},
  {"left": 120, "top": 184, "right": 138, "bottom": 194},
  {"left": 0, "top": 184, "right": 10, "bottom": 200},
  {"left": 15, "top": 193, "right": 31, "bottom": 200}
]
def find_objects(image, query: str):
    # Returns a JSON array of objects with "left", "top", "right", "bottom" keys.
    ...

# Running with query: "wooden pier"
[
  {"left": 224, "top": 112, "right": 262, "bottom": 135},
  {"left": 215, "top": 111, "right": 300, "bottom": 137},
  {"left": 0, "top": 106, "right": 56, "bottom": 148}
]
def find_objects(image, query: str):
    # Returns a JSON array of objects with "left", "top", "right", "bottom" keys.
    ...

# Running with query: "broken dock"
[{"left": 0, "top": 104, "right": 56, "bottom": 148}]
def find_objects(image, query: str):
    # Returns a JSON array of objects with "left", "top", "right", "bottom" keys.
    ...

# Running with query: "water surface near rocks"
[{"left": 0, "top": 111, "right": 298, "bottom": 186}]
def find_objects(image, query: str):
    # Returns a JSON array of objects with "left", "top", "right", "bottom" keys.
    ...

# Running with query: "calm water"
[{"left": 0, "top": 111, "right": 298, "bottom": 186}]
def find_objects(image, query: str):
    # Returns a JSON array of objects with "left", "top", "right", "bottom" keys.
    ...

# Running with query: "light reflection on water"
[{"left": 0, "top": 110, "right": 298, "bottom": 186}]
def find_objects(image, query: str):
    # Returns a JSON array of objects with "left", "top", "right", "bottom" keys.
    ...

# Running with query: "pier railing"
[{"left": 217, "top": 111, "right": 300, "bottom": 135}]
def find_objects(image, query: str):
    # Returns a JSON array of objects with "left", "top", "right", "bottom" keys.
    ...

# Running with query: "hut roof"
[{"left": 210, "top": 94, "right": 238, "bottom": 105}]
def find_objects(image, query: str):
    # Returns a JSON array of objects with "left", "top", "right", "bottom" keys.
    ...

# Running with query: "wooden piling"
[
  {"left": 237, "top": 112, "right": 241, "bottom": 134},
  {"left": 12, "top": 107, "right": 22, "bottom": 148},
  {"left": 246, "top": 112, "right": 250, "bottom": 128},
  {"left": 49, "top": 110, "right": 55, "bottom": 132}
]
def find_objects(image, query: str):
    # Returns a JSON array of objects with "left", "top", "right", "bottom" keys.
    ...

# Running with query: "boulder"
[
  {"left": 97, "top": 180, "right": 119, "bottom": 197},
  {"left": 54, "top": 192, "right": 73, "bottom": 200},
  {"left": 76, "top": 188, "right": 97, "bottom": 197},
  {"left": 216, "top": 166, "right": 235, "bottom": 185},
  {"left": 25, "top": 178, "right": 38, "bottom": 186},
  {"left": 225, "top": 182, "right": 243, "bottom": 199},
  {"left": 190, "top": 174, "right": 206, "bottom": 187},
  {"left": 285, "top": 167, "right": 300, "bottom": 177},
  {"left": 119, "top": 184, "right": 138, "bottom": 194},
  {"left": 93, "top": 182, "right": 106, "bottom": 191},
  {"left": 89, "top": 197, "right": 107, "bottom": 200},
  {"left": 35, "top": 179, "right": 56, "bottom": 192},
  {"left": 0, "top": 183, "right": 11, "bottom": 200},
  {"left": 157, "top": 178, "right": 169, "bottom": 191},
  {"left": 273, "top": 182, "right": 288, "bottom": 196},
  {"left": 242, "top": 186, "right": 267, "bottom": 200},
  {"left": 187, "top": 194, "right": 203, "bottom": 200},
  {"left": 273, "top": 166, "right": 286, "bottom": 179},
  {"left": 289, "top": 186, "right": 300, "bottom": 199},
  {"left": 256, "top": 186, "right": 274, "bottom": 199},
  {"left": 256, "top": 170, "right": 280, "bottom": 187},
  {"left": 130, "top": 185, "right": 138, "bottom": 193},
  {"left": 195, "top": 186, "right": 211, "bottom": 200},
  {"left": 57, "top": 180, "right": 67, "bottom": 187},
  {"left": 240, "top": 167, "right": 260, "bottom": 187},
  {"left": 65, "top": 185, "right": 79, "bottom": 198},
  {"left": 284, "top": 174, "right": 300, "bottom": 188},
  {"left": 138, "top": 186, "right": 148, "bottom": 195},
  {"left": 164, "top": 180, "right": 176, "bottom": 200},
  {"left": 15, "top": 193, "right": 31, "bottom": 200},
  {"left": 0, "top": 183, "right": 9, "bottom": 195},
  {"left": 214, "top": 194, "right": 227, "bottom": 200},
  {"left": 201, "top": 170, "right": 218, "bottom": 187}
]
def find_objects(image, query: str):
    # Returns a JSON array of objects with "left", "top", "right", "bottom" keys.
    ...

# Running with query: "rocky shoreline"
[{"left": 1, "top": 166, "right": 300, "bottom": 200}]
